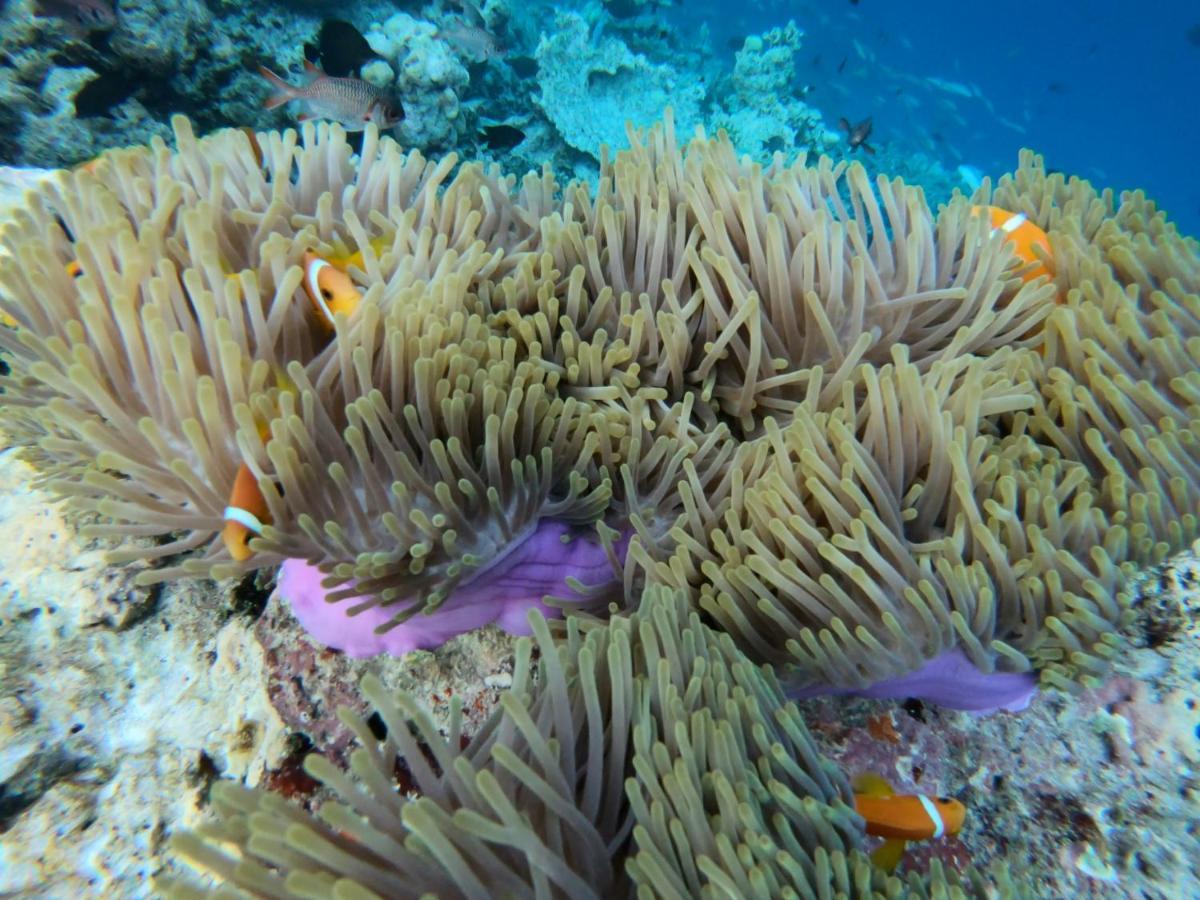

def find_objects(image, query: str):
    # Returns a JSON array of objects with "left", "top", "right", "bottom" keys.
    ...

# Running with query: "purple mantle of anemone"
[
  {"left": 789, "top": 649, "right": 1038, "bottom": 715},
  {"left": 276, "top": 519, "right": 626, "bottom": 657},
  {"left": 276, "top": 518, "right": 1038, "bottom": 714}
]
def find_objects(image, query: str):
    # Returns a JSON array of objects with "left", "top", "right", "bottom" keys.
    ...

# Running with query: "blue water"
[{"left": 683, "top": 0, "right": 1200, "bottom": 235}]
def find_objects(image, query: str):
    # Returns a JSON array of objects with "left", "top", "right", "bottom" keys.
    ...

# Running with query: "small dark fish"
[
  {"left": 727, "top": 35, "right": 745, "bottom": 50},
  {"left": 509, "top": 55, "right": 538, "bottom": 78},
  {"left": 603, "top": 0, "right": 641, "bottom": 18},
  {"left": 838, "top": 116, "right": 875, "bottom": 155},
  {"left": 481, "top": 123, "right": 524, "bottom": 150},
  {"left": 304, "top": 20, "right": 380, "bottom": 79},
  {"left": 837, "top": 55, "right": 848, "bottom": 74},
  {"left": 33, "top": 0, "right": 115, "bottom": 32},
  {"left": 1047, "top": 82, "right": 1068, "bottom": 94},
  {"left": 73, "top": 69, "right": 138, "bottom": 118},
  {"left": 1187, "top": 24, "right": 1200, "bottom": 48}
]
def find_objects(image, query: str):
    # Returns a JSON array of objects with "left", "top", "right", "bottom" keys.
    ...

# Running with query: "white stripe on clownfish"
[
  {"left": 995, "top": 211, "right": 1028, "bottom": 235},
  {"left": 916, "top": 794, "right": 945, "bottom": 838}
]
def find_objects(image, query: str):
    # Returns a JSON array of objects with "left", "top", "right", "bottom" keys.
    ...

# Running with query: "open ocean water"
[{"left": 680, "top": 0, "right": 1200, "bottom": 236}]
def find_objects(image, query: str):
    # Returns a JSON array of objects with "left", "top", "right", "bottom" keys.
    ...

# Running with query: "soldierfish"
[
  {"left": 437, "top": 23, "right": 500, "bottom": 62},
  {"left": 258, "top": 61, "right": 403, "bottom": 132}
]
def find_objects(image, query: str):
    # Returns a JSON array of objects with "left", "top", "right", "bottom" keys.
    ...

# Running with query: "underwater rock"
[
  {"left": 107, "top": 0, "right": 209, "bottom": 77},
  {"left": 17, "top": 66, "right": 170, "bottom": 166},
  {"left": 0, "top": 442, "right": 288, "bottom": 895}
]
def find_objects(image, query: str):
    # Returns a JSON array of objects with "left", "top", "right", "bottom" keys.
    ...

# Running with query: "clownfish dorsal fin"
[
  {"left": 871, "top": 838, "right": 908, "bottom": 873},
  {"left": 852, "top": 772, "right": 895, "bottom": 798}
]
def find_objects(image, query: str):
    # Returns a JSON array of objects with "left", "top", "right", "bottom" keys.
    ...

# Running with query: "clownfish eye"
[
  {"left": 937, "top": 797, "right": 952, "bottom": 804},
  {"left": 321, "top": 288, "right": 333, "bottom": 300}
]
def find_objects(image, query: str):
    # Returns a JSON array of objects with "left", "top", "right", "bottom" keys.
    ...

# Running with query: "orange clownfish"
[
  {"left": 853, "top": 773, "right": 966, "bottom": 872},
  {"left": 220, "top": 371, "right": 294, "bottom": 561},
  {"left": 301, "top": 250, "right": 362, "bottom": 330},
  {"left": 221, "top": 462, "right": 271, "bottom": 562},
  {"left": 973, "top": 204, "right": 1053, "bottom": 284},
  {"left": 327, "top": 233, "right": 391, "bottom": 275}
]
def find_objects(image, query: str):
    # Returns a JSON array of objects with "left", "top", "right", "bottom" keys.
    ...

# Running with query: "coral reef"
[
  {"left": 533, "top": 10, "right": 703, "bottom": 160},
  {"left": 364, "top": 13, "right": 470, "bottom": 152},
  {"left": 0, "top": 0, "right": 310, "bottom": 166},
  {"left": 710, "top": 22, "right": 838, "bottom": 159},
  {"left": 0, "top": 442, "right": 290, "bottom": 895},
  {"left": 2, "top": 113, "right": 1199, "bottom": 896},
  {"left": 0, "top": 0, "right": 847, "bottom": 216}
]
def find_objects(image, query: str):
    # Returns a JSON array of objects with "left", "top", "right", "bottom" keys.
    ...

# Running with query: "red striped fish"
[{"left": 258, "top": 60, "right": 403, "bottom": 132}]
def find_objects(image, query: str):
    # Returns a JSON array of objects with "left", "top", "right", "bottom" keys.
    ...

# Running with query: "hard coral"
[
  {"left": 711, "top": 21, "right": 837, "bottom": 158},
  {"left": 533, "top": 11, "right": 703, "bottom": 159}
]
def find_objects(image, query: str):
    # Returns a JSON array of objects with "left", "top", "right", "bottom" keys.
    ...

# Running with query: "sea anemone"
[
  {"left": 4, "top": 111, "right": 1197, "bottom": 897},
  {"left": 163, "top": 588, "right": 999, "bottom": 897},
  {"left": 2, "top": 114, "right": 1198, "bottom": 696}
]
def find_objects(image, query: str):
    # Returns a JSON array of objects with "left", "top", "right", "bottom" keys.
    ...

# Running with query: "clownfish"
[
  {"left": 326, "top": 233, "right": 391, "bottom": 274},
  {"left": 973, "top": 204, "right": 1053, "bottom": 284},
  {"left": 220, "top": 370, "right": 295, "bottom": 561},
  {"left": 301, "top": 250, "right": 362, "bottom": 330},
  {"left": 221, "top": 462, "right": 271, "bottom": 562},
  {"left": 852, "top": 773, "right": 966, "bottom": 872}
]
